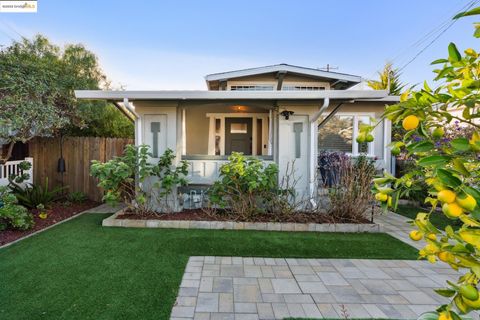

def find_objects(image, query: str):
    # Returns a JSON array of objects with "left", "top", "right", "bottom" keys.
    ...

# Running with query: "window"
[
  {"left": 230, "top": 85, "right": 274, "bottom": 91},
  {"left": 230, "top": 123, "right": 248, "bottom": 134},
  {"left": 283, "top": 85, "right": 325, "bottom": 91},
  {"left": 318, "top": 113, "right": 374, "bottom": 155}
]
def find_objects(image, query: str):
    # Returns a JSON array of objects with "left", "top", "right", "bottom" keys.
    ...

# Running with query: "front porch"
[{"left": 178, "top": 102, "right": 276, "bottom": 184}]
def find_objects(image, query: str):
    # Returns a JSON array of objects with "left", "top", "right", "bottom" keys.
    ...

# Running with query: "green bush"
[
  {"left": 208, "top": 152, "right": 289, "bottom": 219},
  {"left": 9, "top": 177, "right": 66, "bottom": 209},
  {"left": 0, "top": 186, "right": 34, "bottom": 230},
  {"left": 90, "top": 145, "right": 188, "bottom": 214},
  {"left": 66, "top": 191, "right": 87, "bottom": 203}
]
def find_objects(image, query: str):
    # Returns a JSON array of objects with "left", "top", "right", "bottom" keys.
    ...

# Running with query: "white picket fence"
[{"left": 0, "top": 157, "right": 33, "bottom": 187}]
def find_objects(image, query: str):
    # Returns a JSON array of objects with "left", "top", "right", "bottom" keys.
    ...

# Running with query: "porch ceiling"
[{"left": 74, "top": 90, "right": 390, "bottom": 101}]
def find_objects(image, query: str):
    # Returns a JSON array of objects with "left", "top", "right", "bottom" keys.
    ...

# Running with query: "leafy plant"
[
  {"left": 66, "top": 191, "right": 87, "bottom": 203},
  {"left": 9, "top": 177, "right": 66, "bottom": 209},
  {"left": 0, "top": 186, "right": 34, "bottom": 230},
  {"left": 208, "top": 152, "right": 283, "bottom": 219},
  {"left": 360, "top": 8, "right": 480, "bottom": 318},
  {"left": 90, "top": 145, "right": 188, "bottom": 214}
]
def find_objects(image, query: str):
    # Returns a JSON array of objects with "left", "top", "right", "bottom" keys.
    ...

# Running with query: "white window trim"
[{"left": 319, "top": 111, "right": 376, "bottom": 157}]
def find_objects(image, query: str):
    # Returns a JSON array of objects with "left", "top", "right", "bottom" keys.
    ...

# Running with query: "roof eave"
[{"left": 74, "top": 90, "right": 389, "bottom": 101}]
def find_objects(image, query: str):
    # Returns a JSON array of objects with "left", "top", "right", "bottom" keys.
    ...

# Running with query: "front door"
[{"left": 225, "top": 118, "right": 252, "bottom": 155}]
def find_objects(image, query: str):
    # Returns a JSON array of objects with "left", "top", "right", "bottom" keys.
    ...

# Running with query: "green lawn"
[
  {"left": 0, "top": 213, "right": 417, "bottom": 320},
  {"left": 395, "top": 204, "right": 462, "bottom": 230}
]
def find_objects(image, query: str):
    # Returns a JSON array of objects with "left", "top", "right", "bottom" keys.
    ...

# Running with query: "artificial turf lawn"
[
  {"left": 395, "top": 204, "right": 462, "bottom": 230},
  {"left": 0, "top": 213, "right": 417, "bottom": 320}
]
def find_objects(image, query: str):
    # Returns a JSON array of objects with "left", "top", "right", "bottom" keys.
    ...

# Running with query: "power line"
[
  {"left": 397, "top": 0, "right": 479, "bottom": 73},
  {"left": 365, "top": 0, "right": 479, "bottom": 82}
]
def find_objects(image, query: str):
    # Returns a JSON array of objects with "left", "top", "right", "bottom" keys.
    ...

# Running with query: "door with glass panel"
[{"left": 225, "top": 118, "right": 252, "bottom": 155}]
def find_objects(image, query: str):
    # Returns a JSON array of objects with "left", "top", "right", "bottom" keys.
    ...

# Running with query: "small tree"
[
  {"left": 0, "top": 35, "right": 124, "bottom": 162},
  {"left": 361, "top": 8, "right": 480, "bottom": 320},
  {"left": 90, "top": 145, "right": 188, "bottom": 214}
]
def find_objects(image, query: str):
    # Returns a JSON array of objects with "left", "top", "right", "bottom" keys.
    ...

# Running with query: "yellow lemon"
[
  {"left": 387, "top": 196, "right": 392, "bottom": 207},
  {"left": 375, "top": 193, "right": 388, "bottom": 202},
  {"left": 427, "top": 233, "right": 437, "bottom": 241},
  {"left": 438, "top": 190, "right": 456, "bottom": 203},
  {"left": 402, "top": 115, "right": 420, "bottom": 131},
  {"left": 365, "top": 134, "right": 374, "bottom": 142},
  {"left": 456, "top": 194, "right": 477, "bottom": 212},
  {"left": 442, "top": 202, "right": 464, "bottom": 218},
  {"left": 438, "top": 311, "right": 452, "bottom": 320},
  {"left": 409, "top": 230, "right": 423, "bottom": 241},
  {"left": 425, "top": 243, "right": 439, "bottom": 254},
  {"left": 437, "top": 251, "right": 452, "bottom": 263}
]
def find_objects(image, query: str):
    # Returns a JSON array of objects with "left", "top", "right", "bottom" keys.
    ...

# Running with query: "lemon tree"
[{"left": 360, "top": 9, "right": 480, "bottom": 320}]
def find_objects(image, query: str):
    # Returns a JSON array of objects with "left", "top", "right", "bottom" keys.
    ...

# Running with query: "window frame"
[{"left": 318, "top": 112, "right": 375, "bottom": 157}]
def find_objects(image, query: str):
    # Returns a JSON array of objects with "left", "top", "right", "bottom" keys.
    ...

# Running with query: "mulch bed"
[
  {"left": 117, "top": 208, "right": 372, "bottom": 224},
  {"left": 0, "top": 200, "right": 99, "bottom": 246}
]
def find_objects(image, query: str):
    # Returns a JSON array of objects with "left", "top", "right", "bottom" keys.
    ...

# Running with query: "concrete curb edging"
[{"left": 102, "top": 210, "right": 383, "bottom": 233}]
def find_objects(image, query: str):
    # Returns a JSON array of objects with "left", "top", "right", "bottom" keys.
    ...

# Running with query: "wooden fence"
[{"left": 29, "top": 137, "right": 134, "bottom": 201}]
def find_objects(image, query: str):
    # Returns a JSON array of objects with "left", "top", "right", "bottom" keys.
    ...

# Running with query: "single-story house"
[{"left": 75, "top": 64, "right": 399, "bottom": 209}]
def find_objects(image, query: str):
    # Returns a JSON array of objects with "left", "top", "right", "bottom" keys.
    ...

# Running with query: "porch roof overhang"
[{"left": 74, "top": 89, "right": 390, "bottom": 102}]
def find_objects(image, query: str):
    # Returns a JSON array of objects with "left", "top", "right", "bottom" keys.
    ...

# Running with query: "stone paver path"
[
  {"left": 171, "top": 256, "right": 467, "bottom": 320},
  {"left": 374, "top": 211, "right": 423, "bottom": 249}
]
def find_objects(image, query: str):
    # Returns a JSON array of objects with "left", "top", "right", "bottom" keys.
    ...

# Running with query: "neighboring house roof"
[
  {"left": 204, "top": 64, "right": 362, "bottom": 90},
  {"left": 75, "top": 89, "right": 389, "bottom": 101}
]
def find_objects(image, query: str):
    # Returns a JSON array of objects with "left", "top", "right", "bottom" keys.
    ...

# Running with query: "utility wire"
[{"left": 397, "top": 0, "right": 479, "bottom": 72}]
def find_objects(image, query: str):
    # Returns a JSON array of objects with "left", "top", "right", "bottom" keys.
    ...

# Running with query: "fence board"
[{"left": 28, "top": 137, "right": 134, "bottom": 201}]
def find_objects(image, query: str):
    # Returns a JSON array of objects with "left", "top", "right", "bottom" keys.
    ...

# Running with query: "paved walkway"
[
  {"left": 171, "top": 256, "right": 466, "bottom": 320},
  {"left": 374, "top": 211, "right": 424, "bottom": 249}
]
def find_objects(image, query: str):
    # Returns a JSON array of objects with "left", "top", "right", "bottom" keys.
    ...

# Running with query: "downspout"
[{"left": 309, "top": 98, "right": 330, "bottom": 208}]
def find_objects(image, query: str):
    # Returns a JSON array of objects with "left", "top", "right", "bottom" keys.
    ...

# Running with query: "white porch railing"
[
  {"left": 0, "top": 157, "right": 33, "bottom": 187},
  {"left": 186, "top": 159, "right": 228, "bottom": 184},
  {"left": 185, "top": 157, "right": 274, "bottom": 185}
]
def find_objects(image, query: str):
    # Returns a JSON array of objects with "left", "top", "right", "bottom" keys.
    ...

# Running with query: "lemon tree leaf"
[
  {"left": 437, "top": 168, "right": 462, "bottom": 188},
  {"left": 418, "top": 156, "right": 451, "bottom": 167}
]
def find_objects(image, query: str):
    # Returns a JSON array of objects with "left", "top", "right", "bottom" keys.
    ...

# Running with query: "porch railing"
[{"left": 0, "top": 157, "right": 33, "bottom": 187}]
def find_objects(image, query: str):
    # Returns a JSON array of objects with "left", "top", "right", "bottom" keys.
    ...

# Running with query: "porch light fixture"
[{"left": 280, "top": 110, "right": 294, "bottom": 120}]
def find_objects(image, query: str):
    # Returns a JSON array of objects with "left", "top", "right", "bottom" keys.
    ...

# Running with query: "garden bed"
[
  {"left": 0, "top": 200, "right": 99, "bottom": 246},
  {"left": 104, "top": 209, "right": 382, "bottom": 233}
]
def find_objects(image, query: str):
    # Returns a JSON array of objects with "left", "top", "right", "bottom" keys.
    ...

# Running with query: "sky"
[{"left": 0, "top": 0, "right": 478, "bottom": 90}]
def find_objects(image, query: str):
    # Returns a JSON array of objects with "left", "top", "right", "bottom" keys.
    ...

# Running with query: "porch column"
[
  {"left": 207, "top": 116, "right": 216, "bottom": 155},
  {"left": 261, "top": 116, "right": 268, "bottom": 155},
  {"left": 220, "top": 117, "right": 225, "bottom": 155},
  {"left": 252, "top": 116, "right": 257, "bottom": 156}
]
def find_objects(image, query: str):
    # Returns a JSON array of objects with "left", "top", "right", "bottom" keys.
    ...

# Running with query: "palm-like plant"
[{"left": 367, "top": 63, "right": 406, "bottom": 95}]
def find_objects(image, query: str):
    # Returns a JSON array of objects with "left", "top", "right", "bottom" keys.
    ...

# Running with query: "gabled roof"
[{"left": 204, "top": 63, "right": 362, "bottom": 89}]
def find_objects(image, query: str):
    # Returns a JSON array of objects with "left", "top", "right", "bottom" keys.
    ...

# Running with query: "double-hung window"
[{"left": 318, "top": 113, "right": 375, "bottom": 156}]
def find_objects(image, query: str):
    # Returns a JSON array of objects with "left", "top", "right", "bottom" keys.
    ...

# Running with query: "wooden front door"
[{"left": 225, "top": 118, "right": 252, "bottom": 155}]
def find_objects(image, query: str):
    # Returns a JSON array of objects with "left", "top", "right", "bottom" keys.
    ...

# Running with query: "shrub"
[
  {"left": 208, "top": 153, "right": 281, "bottom": 219},
  {"left": 90, "top": 145, "right": 188, "bottom": 214},
  {"left": 0, "top": 186, "right": 34, "bottom": 230},
  {"left": 66, "top": 191, "right": 87, "bottom": 203},
  {"left": 9, "top": 177, "right": 66, "bottom": 209},
  {"left": 322, "top": 153, "right": 376, "bottom": 222},
  {"left": 207, "top": 153, "right": 302, "bottom": 219}
]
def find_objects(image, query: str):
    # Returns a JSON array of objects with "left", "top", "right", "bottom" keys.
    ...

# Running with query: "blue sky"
[{"left": 0, "top": 0, "right": 478, "bottom": 90}]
